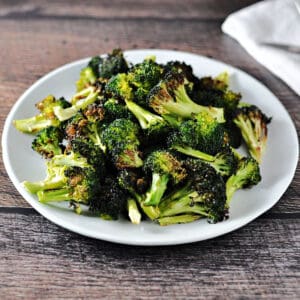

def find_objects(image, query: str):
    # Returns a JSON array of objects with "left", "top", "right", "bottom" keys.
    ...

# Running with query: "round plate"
[{"left": 2, "top": 50, "right": 299, "bottom": 245}]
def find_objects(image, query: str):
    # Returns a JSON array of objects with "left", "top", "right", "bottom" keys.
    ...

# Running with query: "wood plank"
[
  {"left": 0, "top": 0, "right": 258, "bottom": 20},
  {"left": 0, "top": 212, "right": 299, "bottom": 299}
]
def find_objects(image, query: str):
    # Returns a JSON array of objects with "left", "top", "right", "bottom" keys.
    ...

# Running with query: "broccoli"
[
  {"left": 143, "top": 150, "right": 187, "bottom": 206},
  {"left": 101, "top": 118, "right": 143, "bottom": 169},
  {"left": 158, "top": 159, "right": 228, "bottom": 223},
  {"left": 118, "top": 169, "right": 160, "bottom": 220},
  {"left": 191, "top": 72, "right": 241, "bottom": 119},
  {"left": 32, "top": 126, "right": 64, "bottom": 158},
  {"left": 125, "top": 100, "right": 170, "bottom": 143},
  {"left": 147, "top": 72, "right": 225, "bottom": 124},
  {"left": 127, "top": 198, "right": 142, "bottom": 224},
  {"left": 172, "top": 144, "right": 237, "bottom": 177},
  {"left": 105, "top": 73, "right": 133, "bottom": 101},
  {"left": 103, "top": 98, "right": 133, "bottom": 121},
  {"left": 37, "top": 166, "right": 100, "bottom": 205},
  {"left": 169, "top": 111, "right": 227, "bottom": 155},
  {"left": 233, "top": 104, "right": 271, "bottom": 163},
  {"left": 54, "top": 86, "right": 99, "bottom": 122},
  {"left": 76, "top": 66, "right": 97, "bottom": 92},
  {"left": 127, "top": 57, "right": 164, "bottom": 106},
  {"left": 13, "top": 95, "right": 71, "bottom": 133},
  {"left": 226, "top": 156, "right": 261, "bottom": 204},
  {"left": 65, "top": 112, "right": 106, "bottom": 152},
  {"left": 89, "top": 176, "right": 127, "bottom": 220},
  {"left": 157, "top": 214, "right": 202, "bottom": 226}
]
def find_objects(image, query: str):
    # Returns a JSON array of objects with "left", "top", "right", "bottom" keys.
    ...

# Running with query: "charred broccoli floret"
[
  {"left": 118, "top": 169, "right": 160, "bottom": 220},
  {"left": 14, "top": 95, "right": 71, "bottom": 133},
  {"left": 32, "top": 126, "right": 64, "bottom": 158},
  {"left": 101, "top": 118, "right": 143, "bottom": 169},
  {"left": 233, "top": 104, "right": 271, "bottom": 162},
  {"left": 143, "top": 150, "right": 187, "bottom": 206},
  {"left": 226, "top": 156, "right": 261, "bottom": 204},
  {"left": 89, "top": 176, "right": 127, "bottom": 220},
  {"left": 148, "top": 72, "right": 225, "bottom": 124},
  {"left": 158, "top": 159, "right": 228, "bottom": 224},
  {"left": 103, "top": 98, "right": 133, "bottom": 121},
  {"left": 76, "top": 66, "right": 97, "bottom": 92},
  {"left": 127, "top": 57, "right": 164, "bottom": 106}
]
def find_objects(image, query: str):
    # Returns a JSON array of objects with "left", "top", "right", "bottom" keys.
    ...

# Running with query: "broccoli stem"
[
  {"left": 157, "top": 214, "right": 201, "bottom": 226},
  {"left": 125, "top": 100, "right": 164, "bottom": 129},
  {"left": 51, "top": 152, "right": 89, "bottom": 168},
  {"left": 131, "top": 192, "right": 160, "bottom": 220},
  {"left": 144, "top": 173, "right": 169, "bottom": 206},
  {"left": 54, "top": 87, "right": 99, "bottom": 121},
  {"left": 173, "top": 85, "right": 225, "bottom": 123},
  {"left": 172, "top": 145, "right": 215, "bottom": 162},
  {"left": 37, "top": 189, "right": 71, "bottom": 203},
  {"left": 127, "top": 198, "right": 142, "bottom": 224},
  {"left": 23, "top": 177, "right": 66, "bottom": 194},
  {"left": 13, "top": 116, "right": 59, "bottom": 134}
]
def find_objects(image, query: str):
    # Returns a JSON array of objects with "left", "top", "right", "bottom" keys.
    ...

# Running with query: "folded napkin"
[{"left": 222, "top": 0, "right": 300, "bottom": 96}]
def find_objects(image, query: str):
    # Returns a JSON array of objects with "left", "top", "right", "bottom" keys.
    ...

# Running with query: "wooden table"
[{"left": 0, "top": 1, "right": 299, "bottom": 298}]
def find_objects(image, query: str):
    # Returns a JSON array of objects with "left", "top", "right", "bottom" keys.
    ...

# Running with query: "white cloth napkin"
[{"left": 222, "top": 0, "right": 300, "bottom": 96}]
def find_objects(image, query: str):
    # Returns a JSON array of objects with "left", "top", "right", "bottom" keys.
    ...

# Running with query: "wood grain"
[{"left": 0, "top": 212, "right": 299, "bottom": 299}]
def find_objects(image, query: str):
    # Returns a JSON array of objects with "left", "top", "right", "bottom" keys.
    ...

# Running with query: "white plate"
[{"left": 2, "top": 50, "right": 299, "bottom": 246}]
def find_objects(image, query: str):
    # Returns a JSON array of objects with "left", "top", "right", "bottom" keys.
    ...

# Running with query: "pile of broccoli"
[{"left": 14, "top": 49, "right": 271, "bottom": 226}]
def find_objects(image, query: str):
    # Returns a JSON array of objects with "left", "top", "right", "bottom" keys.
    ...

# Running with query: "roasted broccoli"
[
  {"left": 32, "top": 126, "right": 64, "bottom": 158},
  {"left": 225, "top": 156, "right": 261, "bottom": 204},
  {"left": 143, "top": 150, "right": 187, "bottom": 206},
  {"left": 158, "top": 159, "right": 228, "bottom": 224},
  {"left": 14, "top": 95, "right": 71, "bottom": 133},
  {"left": 54, "top": 86, "right": 100, "bottom": 122},
  {"left": 148, "top": 72, "right": 225, "bottom": 124},
  {"left": 233, "top": 104, "right": 271, "bottom": 162},
  {"left": 76, "top": 66, "right": 97, "bottom": 92},
  {"left": 89, "top": 176, "right": 127, "bottom": 220},
  {"left": 101, "top": 118, "right": 143, "bottom": 169},
  {"left": 118, "top": 168, "right": 160, "bottom": 220},
  {"left": 169, "top": 111, "right": 227, "bottom": 155}
]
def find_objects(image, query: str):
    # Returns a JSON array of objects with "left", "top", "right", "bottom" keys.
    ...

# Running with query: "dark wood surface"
[{"left": 0, "top": 0, "right": 299, "bottom": 298}]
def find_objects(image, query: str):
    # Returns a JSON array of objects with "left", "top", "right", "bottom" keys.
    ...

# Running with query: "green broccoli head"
[
  {"left": 105, "top": 73, "right": 133, "bottom": 101},
  {"left": 158, "top": 159, "right": 228, "bottom": 223},
  {"left": 172, "top": 111, "right": 226, "bottom": 155},
  {"left": 147, "top": 71, "right": 225, "bottom": 124},
  {"left": 233, "top": 104, "right": 271, "bottom": 163},
  {"left": 32, "top": 126, "right": 64, "bottom": 158},
  {"left": 103, "top": 98, "right": 133, "bottom": 122},
  {"left": 101, "top": 118, "right": 143, "bottom": 169},
  {"left": 226, "top": 156, "right": 261, "bottom": 204},
  {"left": 89, "top": 176, "right": 127, "bottom": 220},
  {"left": 76, "top": 66, "right": 97, "bottom": 92},
  {"left": 128, "top": 57, "right": 164, "bottom": 106},
  {"left": 143, "top": 150, "right": 187, "bottom": 206}
]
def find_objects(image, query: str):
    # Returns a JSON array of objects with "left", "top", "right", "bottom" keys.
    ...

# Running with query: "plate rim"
[{"left": 2, "top": 49, "right": 299, "bottom": 246}]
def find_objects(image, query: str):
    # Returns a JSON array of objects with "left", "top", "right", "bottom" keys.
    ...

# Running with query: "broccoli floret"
[
  {"left": 226, "top": 156, "right": 261, "bottom": 204},
  {"left": 89, "top": 176, "right": 127, "bottom": 220},
  {"left": 163, "top": 61, "right": 198, "bottom": 84},
  {"left": 224, "top": 121, "right": 242, "bottom": 148},
  {"left": 101, "top": 118, "right": 143, "bottom": 169},
  {"left": 158, "top": 159, "right": 228, "bottom": 223},
  {"left": 143, "top": 150, "right": 187, "bottom": 206},
  {"left": 172, "top": 143, "right": 237, "bottom": 177},
  {"left": 117, "top": 169, "right": 160, "bottom": 220},
  {"left": 65, "top": 112, "right": 106, "bottom": 152},
  {"left": 127, "top": 57, "right": 164, "bottom": 106},
  {"left": 233, "top": 104, "right": 271, "bottom": 163},
  {"left": 148, "top": 72, "right": 225, "bottom": 124},
  {"left": 169, "top": 112, "right": 227, "bottom": 155},
  {"left": 191, "top": 72, "right": 241, "bottom": 119},
  {"left": 105, "top": 73, "right": 133, "bottom": 100},
  {"left": 76, "top": 66, "right": 97, "bottom": 92},
  {"left": 32, "top": 126, "right": 64, "bottom": 158},
  {"left": 37, "top": 166, "right": 101, "bottom": 205},
  {"left": 54, "top": 86, "right": 100, "bottom": 122},
  {"left": 13, "top": 95, "right": 71, "bottom": 133},
  {"left": 103, "top": 98, "right": 133, "bottom": 121}
]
